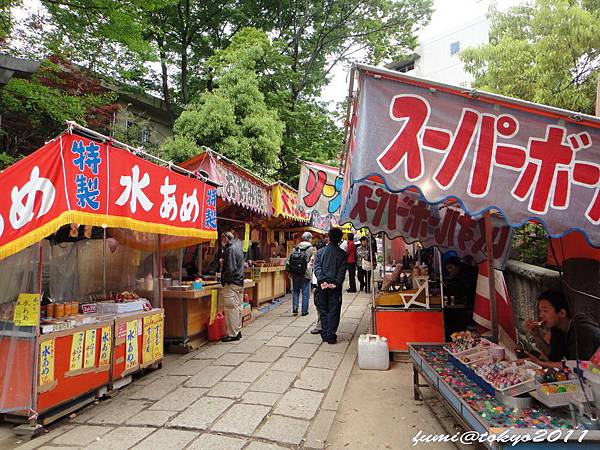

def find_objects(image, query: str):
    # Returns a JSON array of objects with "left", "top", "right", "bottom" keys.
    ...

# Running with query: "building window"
[
  {"left": 140, "top": 128, "right": 150, "bottom": 144},
  {"left": 450, "top": 41, "right": 460, "bottom": 56},
  {"left": 398, "top": 62, "right": 415, "bottom": 73}
]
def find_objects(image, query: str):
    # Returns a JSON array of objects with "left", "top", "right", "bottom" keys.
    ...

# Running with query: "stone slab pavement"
[{"left": 10, "top": 290, "right": 372, "bottom": 450}]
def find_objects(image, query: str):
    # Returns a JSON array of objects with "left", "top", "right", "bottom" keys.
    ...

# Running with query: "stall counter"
[
  {"left": 149, "top": 280, "right": 255, "bottom": 352},
  {"left": 246, "top": 266, "right": 286, "bottom": 307},
  {"left": 409, "top": 344, "right": 599, "bottom": 449}
]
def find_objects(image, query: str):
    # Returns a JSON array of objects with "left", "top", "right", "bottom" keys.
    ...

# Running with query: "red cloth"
[
  {"left": 473, "top": 261, "right": 517, "bottom": 347},
  {"left": 346, "top": 240, "right": 356, "bottom": 264}
]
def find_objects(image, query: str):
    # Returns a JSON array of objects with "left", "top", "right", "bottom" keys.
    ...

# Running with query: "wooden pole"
[
  {"left": 484, "top": 212, "right": 499, "bottom": 343},
  {"left": 596, "top": 73, "right": 600, "bottom": 116}
]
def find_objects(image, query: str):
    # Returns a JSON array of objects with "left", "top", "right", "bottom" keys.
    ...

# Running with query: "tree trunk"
[
  {"left": 159, "top": 49, "right": 175, "bottom": 124},
  {"left": 181, "top": 47, "right": 189, "bottom": 104}
]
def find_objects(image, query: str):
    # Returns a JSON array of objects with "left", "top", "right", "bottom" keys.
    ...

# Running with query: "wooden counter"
[
  {"left": 148, "top": 280, "right": 255, "bottom": 352},
  {"left": 245, "top": 266, "right": 287, "bottom": 307}
]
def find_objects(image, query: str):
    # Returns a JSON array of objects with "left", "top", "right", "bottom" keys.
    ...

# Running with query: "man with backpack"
[{"left": 286, "top": 232, "right": 315, "bottom": 316}]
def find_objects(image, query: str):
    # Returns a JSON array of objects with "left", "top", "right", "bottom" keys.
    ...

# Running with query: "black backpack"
[{"left": 287, "top": 247, "right": 308, "bottom": 276}]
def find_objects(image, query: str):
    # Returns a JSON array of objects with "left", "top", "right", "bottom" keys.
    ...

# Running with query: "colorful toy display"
[{"left": 416, "top": 346, "right": 578, "bottom": 430}]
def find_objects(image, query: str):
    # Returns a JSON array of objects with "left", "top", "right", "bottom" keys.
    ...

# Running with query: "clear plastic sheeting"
[
  {"left": 45, "top": 236, "right": 143, "bottom": 302},
  {"left": 0, "top": 244, "right": 39, "bottom": 413}
]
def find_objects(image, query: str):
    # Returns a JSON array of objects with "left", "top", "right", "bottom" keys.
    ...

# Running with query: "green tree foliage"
[
  {"left": 0, "top": 56, "right": 119, "bottom": 158},
  {"left": 461, "top": 0, "right": 600, "bottom": 114},
  {"left": 511, "top": 223, "right": 549, "bottom": 267},
  {"left": 169, "top": 28, "right": 283, "bottom": 177},
  {"left": 6, "top": 0, "right": 432, "bottom": 183}
]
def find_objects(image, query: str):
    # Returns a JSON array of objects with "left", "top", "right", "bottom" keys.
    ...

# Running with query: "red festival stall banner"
[
  {"left": 0, "top": 133, "right": 218, "bottom": 260},
  {"left": 298, "top": 161, "right": 343, "bottom": 218},
  {"left": 341, "top": 180, "right": 512, "bottom": 268},
  {"left": 344, "top": 65, "right": 600, "bottom": 247}
]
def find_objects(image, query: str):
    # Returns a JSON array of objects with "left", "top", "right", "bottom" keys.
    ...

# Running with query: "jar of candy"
[
  {"left": 46, "top": 303, "right": 55, "bottom": 318},
  {"left": 55, "top": 303, "right": 65, "bottom": 318}
]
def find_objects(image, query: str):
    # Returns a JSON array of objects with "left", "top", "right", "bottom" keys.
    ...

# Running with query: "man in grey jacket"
[
  {"left": 220, "top": 231, "right": 245, "bottom": 342},
  {"left": 314, "top": 228, "right": 347, "bottom": 344},
  {"left": 286, "top": 232, "right": 315, "bottom": 316}
]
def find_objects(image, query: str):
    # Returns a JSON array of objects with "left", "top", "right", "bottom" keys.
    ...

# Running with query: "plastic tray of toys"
[
  {"left": 533, "top": 380, "right": 590, "bottom": 408},
  {"left": 475, "top": 360, "right": 541, "bottom": 397}
]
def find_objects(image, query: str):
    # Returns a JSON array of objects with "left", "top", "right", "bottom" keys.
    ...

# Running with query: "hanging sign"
[
  {"left": 99, "top": 326, "right": 112, "bottom": 366},
  {"left": 298, "top": 161, "right": 343, "bottom": 218},
  {"left": 271, "top": 183, "right": 310, "bottom": 222},
  {"left": 346, "top": 66, "right": 600, "bottom": 246},
  {"left": 0, "top": 133, "right": 218, "bottom": 261},
  {"left": 341, "top": 180, "right": 513, "bottom": 268},
  {"left": 243, "top": 223, "right": 250, "bottom": 252},
  {"left": 13, "top": 293, "right": 40, "bottom": 327},
  {"left": 125, "top": 320, "right": 138, "bottom": 371},
  {"left": 69, "top": 331, "right": 85, "bottom": 371},
  {"left": 39, "top": 339, "right": 55, "bottom": 386},
  {"left": 83, "top": 329, "right": 97, "bottom": 369}
]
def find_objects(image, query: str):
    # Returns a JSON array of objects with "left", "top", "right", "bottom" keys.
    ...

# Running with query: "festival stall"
[
  {"left": 340, "top": 64, "right": 600, "bottom": 446},
  {"left": 0, "top": 124, "right": 218, "bottom": 425}
]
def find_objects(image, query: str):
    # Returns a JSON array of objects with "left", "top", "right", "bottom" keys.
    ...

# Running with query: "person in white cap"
[{"left": 286, "top": 231, "right": 315, "bottom": 316}]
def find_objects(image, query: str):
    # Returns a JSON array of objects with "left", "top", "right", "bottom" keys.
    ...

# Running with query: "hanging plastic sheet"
[{"left": 0, "top": 245, "right": 39, "bottom": 412}]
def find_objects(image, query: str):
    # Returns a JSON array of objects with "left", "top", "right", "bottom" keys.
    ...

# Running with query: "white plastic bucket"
[{"left": 358, "top": 334, "right": 390, "bottom": 370}]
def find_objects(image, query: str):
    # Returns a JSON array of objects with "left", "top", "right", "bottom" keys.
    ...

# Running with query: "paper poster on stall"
[
  {"left": 125, "top": 320, "right": 138, "bottom": 370},
  {"left": 209, "top": 290, "right": 218, "bottom": 325},
  {"left": 99, "top": 326, "right": 112, "bottom": 367},
  {"left": 142, "top": 316, "right": 154, "bottom": 364},
  {"left": 243, "top": 223, "right": 250, "bottom": 252},
  {"left": 39, "top": 339, "right": 55, "bottom": 386},
  {"left": 83, "top": 329, "right": 97, "bottom": 369},
  {"left": 13, "top": 293, "right": 40, "bottom": 327},
  {"left": 69, "top": 331, "right": 85, "bottom": 371},
  {"left": 152, "top": 314, "right": 163, "bottom": 360}
]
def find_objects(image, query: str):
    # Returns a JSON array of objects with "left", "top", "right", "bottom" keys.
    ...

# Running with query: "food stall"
[
  {"left": 340, "top": 63, "right": 600, "bottom": 446},
  {"left": 155, "top": 149, "right": 270, "bottom": 345},
  {"left": 0, "top": 123, "right": 218, "bottom": 426},
  {"left": 341, "top": 179, "right": 513, "bottom": 351}
]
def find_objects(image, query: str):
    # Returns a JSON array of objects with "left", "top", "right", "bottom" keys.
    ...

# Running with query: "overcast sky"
[{"left": 319, "top": 0, "right": 523, "bottom": 107}]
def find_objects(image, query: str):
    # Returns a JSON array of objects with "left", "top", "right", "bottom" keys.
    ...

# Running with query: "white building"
[{"left": 388, "top": 0, "right": 491, "bottom": 88}]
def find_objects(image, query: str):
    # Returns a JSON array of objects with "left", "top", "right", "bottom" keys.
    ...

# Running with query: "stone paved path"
[{"left": 15, "top": 291, "right": 371, "bottom": 450}]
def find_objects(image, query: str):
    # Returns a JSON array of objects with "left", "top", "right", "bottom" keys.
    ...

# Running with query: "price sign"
[{"left": 13, "top": 293, "right": 40, "bottom": 326}]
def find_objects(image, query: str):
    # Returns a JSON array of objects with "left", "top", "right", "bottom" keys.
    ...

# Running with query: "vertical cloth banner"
[
  {"left": 39, "top": 339, "right": 55, "bottom": 386},
  {"left": 125, "top": 320, "right": 138, "bottom": 371},
  {"left": 473, "top": 261, "right": 517, "bottom": 352},
  {"left": 69, "top": 331, "right": 85, "bottom": 371}
]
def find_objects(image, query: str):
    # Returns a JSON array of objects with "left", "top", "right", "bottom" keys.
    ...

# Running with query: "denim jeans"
[{"left": 292, "top": 276, "right": 311, "bottom": 313}]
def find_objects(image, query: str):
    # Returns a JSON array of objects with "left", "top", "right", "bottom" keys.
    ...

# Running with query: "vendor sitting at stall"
[
  {"left": 443, "top": 256, "right": 478, "bottom": 340},
  {"left": 525, "top": 291, "right": 600, "bottom": 368}
]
